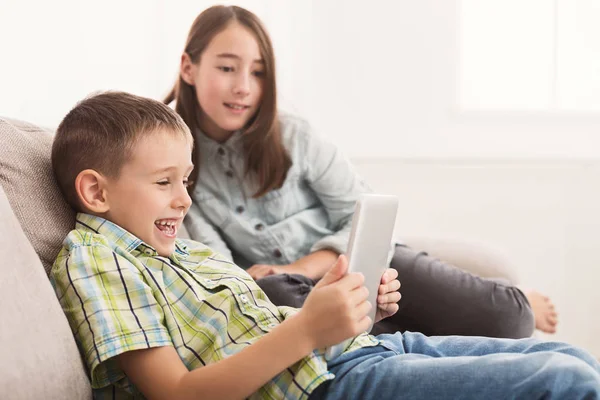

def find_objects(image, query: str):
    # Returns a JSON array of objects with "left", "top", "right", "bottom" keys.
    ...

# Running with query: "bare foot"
[{"left": 523, "top": 290, "right": 559, "bottom": 334}]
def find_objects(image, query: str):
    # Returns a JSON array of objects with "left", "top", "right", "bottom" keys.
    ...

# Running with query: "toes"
[{"left": 538, "top": 322, "right": 557, "bottom": 334}]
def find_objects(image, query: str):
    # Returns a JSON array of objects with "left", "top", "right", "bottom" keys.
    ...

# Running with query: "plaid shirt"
[{"left": 50, "top": 213, "right": 378, "bottom": 399}]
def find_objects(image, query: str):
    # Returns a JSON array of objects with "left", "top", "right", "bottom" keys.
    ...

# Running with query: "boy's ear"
[
  {"left": 180, "top": 53, "right": 197, "bottom": 86},
  {"left": 75, "top": 169, "right": 110, "bottom": 213}
]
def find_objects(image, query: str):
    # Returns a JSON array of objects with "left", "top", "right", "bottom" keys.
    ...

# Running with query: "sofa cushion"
[
  {"left": 0, "top": 185, "right": 91, "bottom": 399},
  {"left": 0, "top": 117, "right": 75, "bottom": 274}
]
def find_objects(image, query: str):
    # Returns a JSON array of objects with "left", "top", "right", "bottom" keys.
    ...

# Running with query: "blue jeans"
[{"left": 311, "top": 332, "right": 600, "bottom": 400}]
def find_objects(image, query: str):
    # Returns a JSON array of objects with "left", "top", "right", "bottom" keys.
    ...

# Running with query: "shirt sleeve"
[
  {"left": 278, "top": 305, "right": 300, "bottom": 320},
  {"left": 51, "top": 242, "right": 173, "bottom": 389},
  {"left": 184, "top": 201, "right": 234, "bottom": 261},
  {"left": 297, "top": 120, "right": 372, "bottom": 255}
]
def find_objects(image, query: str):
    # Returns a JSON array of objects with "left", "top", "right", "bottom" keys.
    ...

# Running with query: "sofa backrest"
[
  {"left": 0, "top": 184, "right": 91, "bottom": 399},
  {"left": 0, "top": 117, "right": 75, "bottom": 275}
]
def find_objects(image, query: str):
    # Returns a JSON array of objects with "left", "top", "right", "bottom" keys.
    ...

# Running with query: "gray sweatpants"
[{"left": 256, "top": 245, "right": 535, "bottom": 338}]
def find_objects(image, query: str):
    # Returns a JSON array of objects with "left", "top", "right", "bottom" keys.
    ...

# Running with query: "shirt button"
[
  {"left": 254, "top": 223, "right": 264, "bottom": 231},
  {"left": 226, "top": 170, "right": 234, "bottom": 178},
  {"left": 144, "top": 249, "right": 153, "bottom": 255},
  {"left": 217, "top": 147, "right": 225, "bottom": 156},
  {"left": 269, "top": 323, "right": 277, "bottom": 328},
  {"left": 240, "top": 295, "right": 248, "bottom": 303},
  {"left": 273, "top": 249, "right": 282, "bottom": 258},
  {"left": 236, "top": 206, "right": 245, "bottom": 214}
]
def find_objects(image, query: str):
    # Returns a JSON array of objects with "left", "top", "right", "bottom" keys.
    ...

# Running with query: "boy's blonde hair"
[{"left": 52, "top": 91, "right": 192, "bottom": 211}]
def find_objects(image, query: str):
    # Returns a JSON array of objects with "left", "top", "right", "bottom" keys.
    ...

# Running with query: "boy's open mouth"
[{"left": 154, "top": 219, "right": 178, "bottom": 238}]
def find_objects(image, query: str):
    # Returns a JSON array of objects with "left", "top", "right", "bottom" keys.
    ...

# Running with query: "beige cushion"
[
  {"left": 402, "top": 236, "right": 520, "bottom": 284},
  {"left": 0, "top": 117, "right": 75, "bottom": 274},
  {"left": 0, "top": 185, "right": 91, "bottom": 399}
]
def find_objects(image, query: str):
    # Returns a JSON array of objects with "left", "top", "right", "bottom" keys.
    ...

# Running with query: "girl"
[{"left": 164, "top": 5, "right": 557, "bottom": 337}]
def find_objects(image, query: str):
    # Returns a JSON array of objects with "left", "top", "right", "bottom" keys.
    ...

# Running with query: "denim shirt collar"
[{"left": 194, "top": 126, "right": 244, "bottom": 160}]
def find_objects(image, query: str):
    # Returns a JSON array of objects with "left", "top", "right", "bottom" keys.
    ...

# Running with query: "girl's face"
[{"left": 182, "top": 22, "right": 265, "bottom": 142}]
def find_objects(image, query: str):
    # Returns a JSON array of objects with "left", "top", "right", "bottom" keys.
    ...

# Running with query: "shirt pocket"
[
  {"left": 203, "top": 274, "right": 281, "bottom": 331},
  {"left": 193, "top": 193, "right": 233, "bottom": 231},
  {"left": 257, "top": 174, "right": 318, "bottom": 225}
]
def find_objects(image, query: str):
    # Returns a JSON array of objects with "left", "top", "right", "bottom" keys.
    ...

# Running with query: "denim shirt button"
[
  {"left": 236, "top": 206, "right": 245, "bottom": 213},
  {"left": 254, "top": 223, "right": 264, "bottom": 231},
  {"left": 225, "top": 170, "right": 234, "bottom": 178},
  {"left": 273, "top": 249, "right": 282, "bottom": 258},
  {"left": 217, "top": 147, "right": 225, "bottom": 156}
]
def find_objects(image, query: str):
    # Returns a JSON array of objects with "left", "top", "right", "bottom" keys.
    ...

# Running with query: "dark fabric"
[
  {"left": 307, "top": 379, "right": 332, "bottom": 400},
  {"left": 257, "top": 245, "right": 535, "bottom": 339},
  {"left": 256, "top": 273, "right": 315, "bottom": 308}
]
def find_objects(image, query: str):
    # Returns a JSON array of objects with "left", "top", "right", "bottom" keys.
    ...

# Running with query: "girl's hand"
[
  {"left": 246, "top": 263, "right": 306, "bottom": 280},
  {"left": 246, "top": 264, "right": 285, "bottom": 280},
  {"left": 296, "top": 255, "right": 372, "bottom": 350},
  {"left": 375, "top": 268, "right": 401, "bottom": 322}
]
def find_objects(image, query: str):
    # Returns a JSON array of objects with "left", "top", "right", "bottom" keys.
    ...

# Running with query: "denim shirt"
[{"left": 184, "top": 113, "right": 372, "bottom": 269}]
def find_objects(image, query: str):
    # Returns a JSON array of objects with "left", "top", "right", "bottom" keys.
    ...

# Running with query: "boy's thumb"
[{"left": 315, "top": 254, "right": 348, "bottom": 288}]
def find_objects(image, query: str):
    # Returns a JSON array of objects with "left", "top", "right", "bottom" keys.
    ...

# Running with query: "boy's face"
[{"left": 104, "top": 131, "right": 193, "bottom": 256}]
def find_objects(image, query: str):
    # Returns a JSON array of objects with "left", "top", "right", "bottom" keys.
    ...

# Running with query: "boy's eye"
[
  {"left": 156, "top": 180, "right": 170, "bottom": 186},
  {"left": 218, "top": 66, "right": 234, "bottom": 72}
]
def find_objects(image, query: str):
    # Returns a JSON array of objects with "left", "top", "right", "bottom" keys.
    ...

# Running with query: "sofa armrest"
[{"left": 401, "top": 236, "right": 520, "bottom": 285}]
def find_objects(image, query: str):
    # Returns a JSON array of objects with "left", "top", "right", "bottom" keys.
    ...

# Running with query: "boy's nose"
[
  {"left": 180, "top": 192, "right": 192, "bottom": 210},
  {"left": 173, "top": 187, "right": 192, "bottom": 210}
]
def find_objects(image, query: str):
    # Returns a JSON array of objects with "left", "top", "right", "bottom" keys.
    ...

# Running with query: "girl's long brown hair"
[{"left": 164, "top": 5, "right": 291, "bottom": 198}]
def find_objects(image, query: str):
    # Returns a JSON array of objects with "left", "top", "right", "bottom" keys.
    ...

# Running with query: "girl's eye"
[
  {"left": 156, "top": 181, "right": 170, "bottom": 186},
  {"left": 218, "top": 66, "right": 234, "bottom": 72},
  {"left": 253, "top": 70, "right": 265, "bottom": 77}
]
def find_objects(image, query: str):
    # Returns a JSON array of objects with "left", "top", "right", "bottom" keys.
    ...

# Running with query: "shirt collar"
[
  {"left": 75, "top": 213, "right": 190, "bottom": 260},
  {"left": 194, "top": 126, "right": 244, "bottom": 158}
]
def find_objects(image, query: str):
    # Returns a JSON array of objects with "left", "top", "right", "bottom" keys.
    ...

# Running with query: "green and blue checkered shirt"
[{"left": 50, "top": 213, "right": 378, "bottom": 399}]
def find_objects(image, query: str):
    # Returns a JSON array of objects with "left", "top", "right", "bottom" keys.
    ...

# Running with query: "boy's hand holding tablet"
[{"left": 323, "top": 194, "right": 400, "bottom": 360}]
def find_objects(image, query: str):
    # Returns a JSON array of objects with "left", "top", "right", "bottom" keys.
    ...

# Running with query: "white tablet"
[{"left": 324, "top": 194, "right": 399, "bottom": 361}]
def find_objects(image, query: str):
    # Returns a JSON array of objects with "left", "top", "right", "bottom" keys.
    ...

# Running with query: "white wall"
[
  {"left": 3, "top": 0, "right": 600, "bottom": 158},
  {"left": 1, "top": 1, "right": 599, "bottom": 356},
  {"left": 0, "top": 0, "right": 314, "bottom": 131}
]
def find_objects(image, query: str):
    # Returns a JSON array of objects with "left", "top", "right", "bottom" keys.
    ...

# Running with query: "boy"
[{"left": 50, "top": 92, "right": 600, "bottom": 399}]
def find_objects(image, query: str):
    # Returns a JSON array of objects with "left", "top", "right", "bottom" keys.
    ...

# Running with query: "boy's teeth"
[{"left": 156, "top": 220, "right": 175, "bottom": 226}]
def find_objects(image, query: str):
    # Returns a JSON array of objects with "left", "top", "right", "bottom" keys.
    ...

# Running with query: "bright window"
[{"left": 459, "top": 0, "right": 600, "bottom": 112}]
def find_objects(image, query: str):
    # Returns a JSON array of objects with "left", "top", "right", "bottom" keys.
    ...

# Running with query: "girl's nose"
[{"left": 233, "top": 74, "right": 250, "bottom": 96}]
